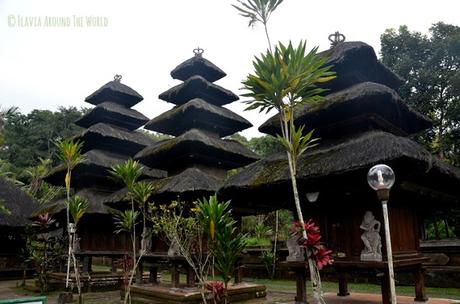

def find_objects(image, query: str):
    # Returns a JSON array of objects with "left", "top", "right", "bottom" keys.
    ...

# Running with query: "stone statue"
[
  {"left": 286, "top": 232, "right": 305, "bottom": 262},
  {"left": 360, "top": 211, "right": 382, "bottom": 261},
  {"left": 141, "top": 227, "right": 153, "bottom": 254},
  {"left": 167, "top": 239, "right": 180, "bottom": 257}
]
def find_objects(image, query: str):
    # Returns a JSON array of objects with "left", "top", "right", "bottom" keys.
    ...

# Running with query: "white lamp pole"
[{"left": 367, "top": 164, "right": 397, "bottom": 304}]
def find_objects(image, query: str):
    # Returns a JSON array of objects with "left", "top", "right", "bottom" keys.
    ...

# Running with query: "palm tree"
[
  {"left": 55, "top": 138, "right": 84, "bottom": 290},
  {"left": 241, "top": 41, "right": 335, "bottom": 303}
]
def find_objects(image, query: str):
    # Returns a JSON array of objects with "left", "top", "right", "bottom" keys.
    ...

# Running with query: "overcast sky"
[{"left": 1, "top": 0, "right": 459, "bottom": 138}]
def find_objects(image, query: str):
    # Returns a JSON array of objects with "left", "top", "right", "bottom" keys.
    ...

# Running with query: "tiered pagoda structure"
[
  {"left": 39, "top": 75, "right": 166, "bottom": 256},
  {"left": 220, "top": 41, "right": 460, "bottom": 303},
  {"left": 133, "top": 49, "right": 259, "bottom": 203}
]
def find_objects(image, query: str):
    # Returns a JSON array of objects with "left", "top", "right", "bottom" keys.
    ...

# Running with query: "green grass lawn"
[{"left": 249, "top": 278, "right": 460, "bottom": 300}]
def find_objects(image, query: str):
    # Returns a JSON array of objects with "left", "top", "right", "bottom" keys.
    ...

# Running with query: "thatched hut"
[
  {"left": 0, "top": 178, "right": 37, "bottom": 276},
  {"left": 219, "top": 41, "right": 460, "bottom": 303},
  {"left": 34, "top": 76, "right": 166, "bottom": 275}
]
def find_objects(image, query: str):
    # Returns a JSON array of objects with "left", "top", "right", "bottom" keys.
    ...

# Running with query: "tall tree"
[
  {"left": 380, "top": 22, "right": 460, "bottom": 165},
  {"left": 0, "top": 107, "right": 85, "bottom": 173}
]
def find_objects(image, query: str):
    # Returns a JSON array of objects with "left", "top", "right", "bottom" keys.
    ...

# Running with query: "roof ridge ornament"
[
  {"left": 328, "top": 31, "right": 346, "bottom": 47},
  {"left": 193, "top": 47, "right": 204, "bottom": 57},
  {"left": 114, "top": 74, "right": 122, "bottom": 82}
]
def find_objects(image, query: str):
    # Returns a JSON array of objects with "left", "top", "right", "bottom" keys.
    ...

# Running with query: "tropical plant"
[
  {"left": 241, "top": 40, "right": 335, "bottom": 302},
  {"left": 197, "top": 195, "right": 247, "bottom": 303},
  {"left": 67, "top": 195, "right": 89, "bottom": 225},
  {"left": 131, "top": 181, "right": 155, "bottom": 252},
  {"left": 113, "top": 209, "right": 140, "bottom": 304},
  {"left": 55, "top": 138, "right": 84, "bottom": 301},
  {"left": 232, "top": 0, "right": 284, "bottom": 50},
  {"left": 151, "top": 201, "right": 212, "bottom": 304}
]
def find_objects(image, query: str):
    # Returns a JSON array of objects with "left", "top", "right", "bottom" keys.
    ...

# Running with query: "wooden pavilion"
[
  {"left": 219, "top": 41, "right": 460, "bottom": 304},
  {"left": 34, "top": 76, "right": 166, "bottom": 285},
  {"left": 0, "top": 178, "right": 38, "bottom": 278}
]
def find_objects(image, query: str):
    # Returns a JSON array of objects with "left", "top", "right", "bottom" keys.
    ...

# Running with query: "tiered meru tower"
[
  {"left": 43, "top": 75, "right": 166, "bottom": 252},
  {"left": 135, "top": 49, "right": 258, "bottom": 202}
]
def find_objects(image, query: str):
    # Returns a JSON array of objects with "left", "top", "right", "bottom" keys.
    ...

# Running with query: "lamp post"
[{"left": 367, "top": 164, "right": 397, "bottom": 304}]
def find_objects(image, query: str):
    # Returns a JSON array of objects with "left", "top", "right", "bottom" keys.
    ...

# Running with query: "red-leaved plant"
[
  {"left": 291, "top": 219, "right": 333, "bottom": 270},
  {"left": 206, "top": 281, "right": 225, "bottom": 304}
]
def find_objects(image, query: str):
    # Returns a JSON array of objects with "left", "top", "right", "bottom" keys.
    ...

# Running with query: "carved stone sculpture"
[
  {"left": 286, "top": 232, "right": 305, "bottom": 262},
  {"left": 141, "top": 227, "right": 152, "bottom": 254},
  {"left": 360, "top": 211, "right": 382, "bottom": 261},
  {"left": 167, "top": 239, "right": 180, "bottom": 257}
]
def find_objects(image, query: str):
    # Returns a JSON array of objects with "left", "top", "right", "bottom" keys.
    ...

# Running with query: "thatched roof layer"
[
  {"left": 0, "top": 178, "right": 38, "bottom": 227},
  {"left": 45, "top": 149, "right": 166, "bottom": 187},
  {"left": 75, "top": 102, "right": 149, "bottom": 131},
  {"left": 220, "top": 131, "right": 460, "bottom": 203},
  {"left": 85, "top": 80, "right": 143, "bottom": 108},
  {"left": 135, "top": 129, "right": 259, "bottom": 170},
  {"left": 159, "top": 75, "right": 239, "bottom": 106},
  {"left": 259, "top": 82, "right": 431, "bottom": 137},
  {"left": 144, "top": 98, "right": 252, "bottom": 137},
  {"left": 105, "top": 167, "right": 221, "bottom": 207},
  {"left": 171, "top": 55, "right": 226, "bottom": 82},
  {"left": 320, "top": 41, "right": 404, "bottom": 93},
  {"left": 75, "top": 123, "right": 153, "bottom": 156},
  {"left": 32, "top": 188, "right": 115, "bottom": 217}
]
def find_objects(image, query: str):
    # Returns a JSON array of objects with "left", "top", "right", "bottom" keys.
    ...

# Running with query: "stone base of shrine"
[
  {"left": 130, "top": 282, "right": 266, "bottom": 304},
  {"left": 48, "top": 271, "right": 151, "bottom": 292}
]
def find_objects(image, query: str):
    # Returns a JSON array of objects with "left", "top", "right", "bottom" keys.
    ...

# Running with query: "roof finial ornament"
[
  {"left": 193, "top": 47, "right": 204, "bottom": 57},
  {"left": 114, "top": 74, "right": 122, "bottom": 82},
  {"left": 328, "top": 31, "right": 346, "bottom": 47}
]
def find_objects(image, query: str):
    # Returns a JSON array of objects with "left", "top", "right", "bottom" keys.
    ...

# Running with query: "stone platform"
[{"left": 131, "top": 282, "right": 266, "bottom": 304}]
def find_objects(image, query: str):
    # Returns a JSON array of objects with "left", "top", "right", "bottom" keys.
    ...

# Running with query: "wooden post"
[
  {"left": 337, "top": 275, "right": 350, "bottom": 296},
  {"left": 171, "top": 264, "right": 180, "bottom": 288},
  {"left": 414, "top": 267, "right": 428, "bottom": 302},
  {"left": 294, "top": 267, "right": 307, "bottom": 304},
  {"left": 82, "top": 256, "right": 91, "bottom": 274},
  {"left": 136, "top": 260, "right": 144, "bottom": 285},
  {"left": 234, "top": 263, "right": 243, "bottom": 284},
  {"left": 111, "top": 258, "right": 117, "bottom": 273},
  {"left": 149, "top": 266, "right": 158, "bottom": 284},
  {"left": 381, "top": 271, "right": 391, "bottom": 304},
  {"left": 186, "top": 266, "right": 195, "bottom": 287}
]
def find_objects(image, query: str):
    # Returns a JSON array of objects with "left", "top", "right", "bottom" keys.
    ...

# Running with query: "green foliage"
[
  {"left": 242, "top": 41, "right": 335, "bottom": 114},
  {"left": 228, "top": 133, "right": 283, "bottom": 156},
  {"left": 0, "top": 199, "right": 10, "bottom": 215},
  {"left": 196, "top": 195, "right": 233, "bottom": 242},
  {"left": 254, "top": 222, "right": 272, "bottom": 239},
  {"left": 110, "top": 159, "right": 142, "bottom": 192},
  {"left": 131, "top": 181, "right": 154, "bottom": 208},
  {"left": 24, "top": 158, "right": 65, "bottom": 205},
  {"left": 113, "top": 210, "right": 139, "bottom": 234},
  {"left": 232, "top": 0, "right": 284, "bottom": 28},
  {"left": 67, "top": 195, "right": 88, "bottom": 225},
  {"left": 381, "top": 22, "right": 460, "bottom": 165},
  {"left": 260, "top": 250, "right": 277, "bottom": 278},
  {"left": 0, "top": 107, "right": 85, "bottom": 173},
  {"left": 55, "top": 138, "right": 84, "bottom": 173}
]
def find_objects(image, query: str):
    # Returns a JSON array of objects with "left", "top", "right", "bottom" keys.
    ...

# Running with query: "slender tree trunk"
[
  {"left": 272, "top": 210, "right": 278, "bottom": 279},
  {"left": 65, "top": 170, "right": 71, "bottom": 288},
  {"left": 263, "top": 23, "right": 272, "bottom": 53}
]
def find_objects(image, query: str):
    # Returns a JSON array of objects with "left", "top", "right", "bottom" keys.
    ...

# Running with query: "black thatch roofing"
[
  {"left": 105, "top": 167, "right": 221, "bottom": 207},
  {"left": 320, "top": 41, "right": 404, "bottom": 93},
  {"left": 32, "top": 188, "right": 115, "bottom": 217},
  {"left": 159, "top": 75, "right": 239, "bottom": 106},
  {"left": 219, "top": 131, "right": 460, "bottom": 207},
  {"left": 85, "top": 80, "right": 143, "bottom": 108},
  {"left": 75, "top": 123, "right": 154, "bottom": 156},
  {"left": 144, "top": 98, "right": 252, "bottom": 137},
  {"left": 259, "top": 82, "right": 432, "bottom": 137},
  {"left": 75, "top": 102, "right": 149, "bottom": 131},
  {"left": 171, "top": 55, "right": 226, "bottom": 82},
  {"left": 135, "top": 129, "right": 259, "bottom": 171},
  {"left": 0, "top": 178, "right": 38, "bottom": 227},
  {"left": 45, "top": 149, "right": 166, "bottom": 187}
]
